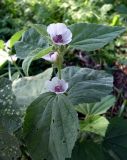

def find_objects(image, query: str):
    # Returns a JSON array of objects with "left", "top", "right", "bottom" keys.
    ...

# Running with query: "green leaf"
[
  {"left": 23, "top": 92, "right": 79, "bottom": 160},
  {"left": 62, "top": 66, "right": 113, "bottom": 105},
  {"left": 76, "top": 95, "right": 115, "bottom": 116},
  {"left": 22, "top": 46, "right": 53, "bottom": 76},
  {"left": 0, "top": 125, "right": 21, "bottom": 160},
  {"left": 69, "top": 140, "right": 104, "bottom": 160},
  {"left": 103, "top": 118, "right": 127, "bottom": 160},
  {"left": 69, "top": 23, "right": 126, "bottom": 51},
  {"left": 0, "top": 50, "right": 8, "bottom": 67},
  {"left": 14, "top": 28, "right": 49, "bottom": 59},
  {"left": 31, "top": 24, "right": 48, "bottom": 37},
  {"left": 0, "top": 40, "right": 4, "bottom": 49},
  {"left": 8, "top": 29, "right": 26, "bottom": 48},
  {"left": 12, "top": 68, "right": 53, "bottom": 107},
  {"left": 0, "top": 78, "right": 22, "bottom": 133},
  {"left": 80, "top": 116, "right": 109, "bottom": 136}
]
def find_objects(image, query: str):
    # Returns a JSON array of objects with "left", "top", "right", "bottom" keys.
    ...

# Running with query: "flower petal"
[{"left": 45, "top": 77, "right": 68, "bottom": 94}]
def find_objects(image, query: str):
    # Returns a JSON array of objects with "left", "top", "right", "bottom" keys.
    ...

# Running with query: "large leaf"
[
  {"left": 14, "top": 28, "right": 49, "bottom": 59},
  {"left": 76, "top": 95, "right": 115, "bottom": 115},
  {"left": 103, "top": 118, "right": 127, "bottom": 160},
  {"left": 62, "top": 66, "right": 113, "bottom": 105},
  {"left": 0, "top": 123, "right": 21, "bottom": 160},
  {"left": 31, "top": 24, "right": 48, "bottom": 37},
  {"left": 0, "top": 78, "right": 22, "bottom": 133},
  {"left": 22, "top": 46, "right": 53, "bottom": 75},
  {"left": 69, "top": 23, "right": 126, "bottom": 51},
  {"left": 69, "top": 140, "right": 104, "bottom": 160},
  {"left": 12, "top": 68, "right": 52, "bottom": 107},
  {"left": 80, "top": 116, "right": 109, "bottom": 136},
  {"left": 23, "top": 92, "right": 79, "bottom": 160}
]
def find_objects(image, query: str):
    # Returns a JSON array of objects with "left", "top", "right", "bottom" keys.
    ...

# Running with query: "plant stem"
[
  {"left": 58, "top": 64, "right": 61, "bottom": 79},
  {"left": 8, "top": 62, "right": 12, "bottom": 80},
  {"left": 10, "top": 56, "right": 24, "bottom": 77},
  {"left": 118, "top": 100, "right": 127, "bottom": 117},
  {"left": 0, "top": 72, "right": 9, "bottom": 78}
]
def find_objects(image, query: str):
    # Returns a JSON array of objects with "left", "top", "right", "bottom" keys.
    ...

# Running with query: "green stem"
[
  {"left": 58, "top": 64, "right": 61, "bottom": 79},
  {"left": 8, "top": 62, "right": 12, "bottom": 80},
  {"left": 0, "top": 72, "right": 9, "bottom": 78},
  {"left": 118, "top": 100, "right": 127, "bottom": 117},
  {"left": 10, "top": 56, "right": 24, "bottom": 77}
]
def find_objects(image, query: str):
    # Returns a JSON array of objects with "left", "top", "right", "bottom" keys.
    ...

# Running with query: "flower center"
[
  {"left": 49, "top": 52, "right": 54, "bottom": 57},
  {"left": 53, "top": 35, "right": 63, "bottom": 43},
  {"left": 54, "top": 85, "right": 64, "bottom": 92}
]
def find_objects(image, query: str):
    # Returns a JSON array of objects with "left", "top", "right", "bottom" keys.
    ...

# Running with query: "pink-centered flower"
[
  {"left": 45, "top": 77, "right": 68, "bottom": 94},
  {"left": 47, "top": 23, "right": 72, "bottom": 45},
  {"left": 42, "top": 52, "right": 58, "bottom": 62}
]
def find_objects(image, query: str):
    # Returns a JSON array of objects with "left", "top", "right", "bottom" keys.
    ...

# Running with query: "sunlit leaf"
[
  {"left": 12, "top": 68, "right": 53, "bottom": 107},
  {"left": 80, "top": 115, "right": 109, "bottom": 136},
  {"left": 8, "top": 29, "right": 26, "bottom": 48},
  {"left": 0, "top": 40, "right": 4, "bottom": 49},
  {"left": 76, "top": 95, "right": 115, "bottom": 115}
]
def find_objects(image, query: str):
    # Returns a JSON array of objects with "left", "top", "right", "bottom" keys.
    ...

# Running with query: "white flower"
[
  {"left": 45, "top": 77, "right": 68, "bottom": 94},
  {"left": 47, "top": 23, "right": 72, "bottom": 45},
  {"left": 42, "top": 52, "right": 58, "bottom": 62}
]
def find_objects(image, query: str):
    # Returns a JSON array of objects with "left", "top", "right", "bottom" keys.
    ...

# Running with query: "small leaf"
[
  {"left": 80, "top": 116, "right": 109, "bottom": 136},
  {"left": 0, "top": 50, "right": 8, "bottom": 67},
  {"left": 22, "top": 46, "right": 53, "bottom": 76},
  {"left": 76, "top": 95, "right": 115, "bottom": 115},
  {"left": 69, "top": 23, "right": 126, "bottom": 51},
  {"left": 8, "top": 29, "right": 26, "bottom": 48},
  {"left": 23, "top": 92, "right": 79, "bottom": 160}
]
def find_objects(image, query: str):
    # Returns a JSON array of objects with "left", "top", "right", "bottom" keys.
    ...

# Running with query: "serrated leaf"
[
  {"left": 103, "top": 118, "right": 127, "bottom": 160},
  {"left": 62, "top": 66, "right": 113, "bottom": 105},
  {"left": 69, "top": 23, "right": 126, "bottom": 51},
  {"left": 23, "top": 92, "right": 79, "bottom": 160},
  {"left": 80, "top": 116, "right": 109, "bottom": 136},
  {"left": 12, "top": 68, "right": 53, "bottom": 107},
  {"left": 76, "top": 95, "right": 115, "bottom": 115},
  {"left": 14, "top": 28, "right": 49, "bottom": 59},
  {"left": 22, "top": 46, "right": 53, "bottom": 75}
]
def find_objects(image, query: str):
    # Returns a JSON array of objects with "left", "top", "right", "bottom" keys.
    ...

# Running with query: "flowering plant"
[{"left": 0, "top": 22, "right": 127, "bottom": 160}]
